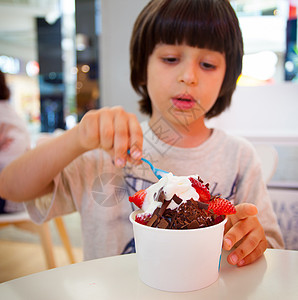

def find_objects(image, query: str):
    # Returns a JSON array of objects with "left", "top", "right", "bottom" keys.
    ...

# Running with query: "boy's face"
[{"left": 147, "top": 43, "right": 226, "bottom": 129}]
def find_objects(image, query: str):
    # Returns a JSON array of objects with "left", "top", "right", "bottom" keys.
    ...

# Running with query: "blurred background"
[{"left": 0, "top": 0, "right": 297, "bottom": 282}]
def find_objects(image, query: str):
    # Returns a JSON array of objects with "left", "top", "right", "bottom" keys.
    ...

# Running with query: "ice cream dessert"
[{"left": 129, "top": 173, "right": 236, "bottom": 229}]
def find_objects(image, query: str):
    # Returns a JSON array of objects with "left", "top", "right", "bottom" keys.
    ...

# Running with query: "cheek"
[
  {"left": 146, "top": 63, "right": 156, "bottom": 97},
  {"left": 147, "top": 66, "right": 166, "bottom": 103},
  {"left": 201, "top": 79, "right": 224, "bottom": 111},
  {"left": 211, "top": 80, "right": 223, "bottom": 99},
  {"left": 146, "top": 75, "right": 157, "bottom": 102},
  {"left": 208, "top": 70, "right": 226, "bottom": 101},
  {"left": 147, "top": 80, "right": 162, "bottom": 113},
  {"left": 201, "top": 97, "right": 217, "bottom": 114}
]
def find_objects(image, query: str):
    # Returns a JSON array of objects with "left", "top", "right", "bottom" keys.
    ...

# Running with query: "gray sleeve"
[
  {"left": 25, "top": 172, "right": 76, "bottom": 224},
  {"left": 25, "top": 149, "right": 105, "bottom": 224}
]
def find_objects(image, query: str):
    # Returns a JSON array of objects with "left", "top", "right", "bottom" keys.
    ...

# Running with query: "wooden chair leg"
[
  {"left": 54, "top": 217, "right": 75, "bottom": 264},
  {"left": 37, "top": 222, "right": 56, "bottom": 269}
]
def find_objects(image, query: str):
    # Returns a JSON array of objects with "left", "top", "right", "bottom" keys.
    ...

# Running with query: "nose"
[{"left": 178, "top": 62, "right": 198, "bottom": 86}]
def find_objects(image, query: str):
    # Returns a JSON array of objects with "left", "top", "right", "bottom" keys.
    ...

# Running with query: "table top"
[{"left": 1, "top": 249, "right": 298, "bottom": 300}]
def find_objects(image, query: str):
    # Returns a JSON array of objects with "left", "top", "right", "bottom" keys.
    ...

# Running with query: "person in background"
[
  {"left": 0, "top": 70, "right": 31, "bottom": 213},
  {"left": 0, "top": 0, "right": 284, "bottom": 265}
]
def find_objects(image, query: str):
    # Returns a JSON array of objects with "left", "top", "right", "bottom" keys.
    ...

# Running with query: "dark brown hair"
[
  {"left": 0, "top": 70, "right": 10, "bottom": 100},
  {"left": 130, "top": 0, "right": 243, "bottom": 119}
]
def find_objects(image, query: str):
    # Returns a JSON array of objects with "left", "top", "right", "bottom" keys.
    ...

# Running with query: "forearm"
[
  {"left": 0, "top": 125, "right": 86, "bottom": 202},
  {"left": 0, "top": 106, "right": 144, "bottom": 202}
]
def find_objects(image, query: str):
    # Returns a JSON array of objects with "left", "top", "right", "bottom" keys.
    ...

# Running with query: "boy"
[{"left": 0, "top": 0, "right": 284, "bottom": 266}]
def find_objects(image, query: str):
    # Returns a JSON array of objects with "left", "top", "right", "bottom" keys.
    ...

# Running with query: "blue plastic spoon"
[
  {"left": 127, "top": 150, "right": 169, "bottom": 179},
  {"left": 140, "top": 157, "right": 169, "bottom": 179}
]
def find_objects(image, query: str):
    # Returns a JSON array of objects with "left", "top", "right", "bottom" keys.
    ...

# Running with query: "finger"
[
  {"left": 223, "top": 216, "right": 258, "bottom": 250},
  {"left": 223, "top": 204, "right": 258, "bottom": 249},
  {"left": 228, "top": 235, "right": 267, "bottom": 267},
  {"left": 99, "top": 108, "right": 114, "bottom": 150},
  {"left": 236, "top": 239, "right": 267, "bottom": 267},
  {"left": 231, "top": 221, "right": 267, "bottom": 265},
  {"left": 224, "top": 216, "right": 233, "bottom": 235},
  {"left": 128, "top": 113, "right": 143, "bottom": 161},
  {"left": 113, "top": 109, "right": 129, "bottom": 168}
]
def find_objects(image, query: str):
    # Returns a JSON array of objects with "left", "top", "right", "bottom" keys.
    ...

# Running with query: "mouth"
[{"left": 171, "top": 94, "right": 197, "bottom": 110}]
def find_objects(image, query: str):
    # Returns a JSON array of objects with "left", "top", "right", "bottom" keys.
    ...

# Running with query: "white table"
[{"left": 1, "top": 249, "right": 297, "bottom": 300}]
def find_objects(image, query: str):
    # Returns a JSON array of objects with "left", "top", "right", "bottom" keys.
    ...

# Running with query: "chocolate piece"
[
  {"left": 157, "top": 218, "right": 169, "bottom": 229},
  {"left": 187, "top": 220, "right": 200, "bottom": 229},
  {"left": 197, "top": 201, "right": 209, "bottom": 210},
  {"left": 153, "top": 207, "right": 160, "bottom": 216},
  {"left": 152, "top": 216, "right": 161, "bottom": 227},
  {"left": 158, "top": 190, "right": 166, "bottom": 203},
  {"left": 172, "top": 194, "right": 182, "bottom": 205},
  {"left": 157, "top": 200, "right": 170, "bottom": 217},
  {"left": 147, "top": 214, "right": 158, "bottom": 227}
]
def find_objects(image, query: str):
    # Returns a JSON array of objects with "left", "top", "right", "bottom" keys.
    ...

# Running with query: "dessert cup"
[{"left": 130, "top": 209, "right": 227, "bottom": 292}]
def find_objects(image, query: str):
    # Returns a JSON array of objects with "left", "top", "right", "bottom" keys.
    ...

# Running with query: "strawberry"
[
  {"left": 129, "top": 189, "right": 147, "bottom": 208},
  {"left": 208, "top": 197, "right": 236, "bottom": 215},
  {"left": 189, "top": 177, "right": 211, "bottom": 203},
  {"left": 135, "top": 213, "right": 151, "bottom": 225}
]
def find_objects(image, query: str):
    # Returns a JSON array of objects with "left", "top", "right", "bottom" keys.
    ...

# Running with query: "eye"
[
  {"left": 200, "top": 62, "right": 216, "bottom": 70},
  {"left": 162, "top": 57, "right": 179, "bottom": 64}
]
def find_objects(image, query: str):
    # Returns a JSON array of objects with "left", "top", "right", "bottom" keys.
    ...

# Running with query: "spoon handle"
[{"left": 127, "top": 150, "right": 168, "bottom": 179}]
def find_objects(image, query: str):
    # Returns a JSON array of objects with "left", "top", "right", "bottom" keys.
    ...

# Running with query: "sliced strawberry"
[
  {"left": 189, "top": 177, "right": 211, "bottom": 203},
  {"left": 208, "top": 197, "right": 236, "bottom": 215},
  {"left": 129, "top": 189, "right": 147, "bottom": 208},
  {"left": 135, "top": 213, "right": 151, "bottom": 225}
]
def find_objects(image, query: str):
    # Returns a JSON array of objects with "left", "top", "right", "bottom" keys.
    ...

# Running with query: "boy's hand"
[
  {"left": 77, "top": 106, "right": 143, "bottom": 167},
  {"left": 223, "top": 203, "right": 267, "bottom": 267}
]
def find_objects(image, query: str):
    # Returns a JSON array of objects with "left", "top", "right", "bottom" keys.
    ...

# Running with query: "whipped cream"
[{"left": 141, "top": 173, "right": 200, "bottom": 214}]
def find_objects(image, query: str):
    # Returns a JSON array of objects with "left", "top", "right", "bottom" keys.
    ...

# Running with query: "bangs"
[{"left": 150, "top": 0, "right": 231, "bottom": 53}]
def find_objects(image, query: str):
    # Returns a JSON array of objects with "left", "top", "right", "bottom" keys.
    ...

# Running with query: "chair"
[
  {"left": 254, "top": 143, "right": 278, "bottom": 184},
  {"left": 0, "top": 211, "right": 75, "bottom": 269}
]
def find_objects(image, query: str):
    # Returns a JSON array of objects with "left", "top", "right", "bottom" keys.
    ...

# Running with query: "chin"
[{"left": 168, "top": 110, "right": 202, "bottom": 127}]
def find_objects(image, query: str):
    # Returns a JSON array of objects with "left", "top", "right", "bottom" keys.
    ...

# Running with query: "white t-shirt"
[{"left": 26, "top": 121, "right": 284, "bottom": 260}]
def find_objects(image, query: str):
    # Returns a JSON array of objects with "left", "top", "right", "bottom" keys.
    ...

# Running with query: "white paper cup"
[{"left": 130, "top": 210, "right": 227, "bottom": 292}]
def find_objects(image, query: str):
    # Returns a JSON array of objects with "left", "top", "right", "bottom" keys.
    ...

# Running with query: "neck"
[{"left": 148, "top": 117, "right": 212, "bottom": 148}]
